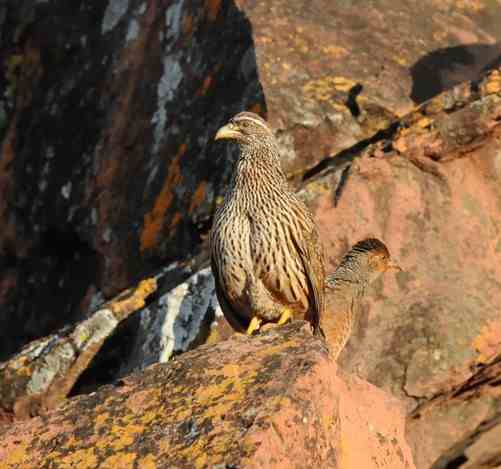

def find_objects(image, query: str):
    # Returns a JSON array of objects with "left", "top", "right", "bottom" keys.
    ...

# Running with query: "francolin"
[
  {"left": 322, "top": 238, "right": 401, "bottom": 359},
  {"left": 210, "top": 112, "right": 326, "bottom": 336}
]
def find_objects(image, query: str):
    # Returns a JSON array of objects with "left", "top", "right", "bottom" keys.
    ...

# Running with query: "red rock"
[
  {"left": 237, "top": 0, "right": 501, "bottom": 175},
  {"left": 305, "top": 69, "right": 501, "bottom": 410},
  {"left": 407, "top": 355, "right": 501, "bottom": 468},
  {"left": 0, "top": 321, "right": 415, "bottom": 469}
]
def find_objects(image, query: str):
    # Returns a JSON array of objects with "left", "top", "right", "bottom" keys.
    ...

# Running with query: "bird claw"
[
  {"left": 277, "top": 308, "right": 292, "bottom": 326},
  {"left": 246, "top": 316, "right": 262, "bottom": 335}
]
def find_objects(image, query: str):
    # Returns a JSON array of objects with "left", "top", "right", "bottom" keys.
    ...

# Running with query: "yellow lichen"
[
  {"left": 137, "top": 454, "right": 157, "bottom": 469},
  {"left": 472, "top": 320, "right": 501, "bottom": 364},
  {"left": 394, "top": 55, "right": 409, "bottom": 67},
  {"left": 95, "top": 423, "right": 144, "bottom": 452},
  {"left": 100, "top": 452, "right": 137, "bottom": 468},
  {"left": 322, "top": 45, "right": 349, "bottom": 59},
  {"left": 95, "top": 411, "right": 111, "bottom": 430},
  {"left": 2, "top": 441, "right": 31, "bottom": 467},
  {"left": 56, "top": 448, "right": 99, "bottom": 469},
  {"left": 303, "top": 76, "right": 358, "bottom": 101},
  {"left": 483, "top": 71, "right": 501, "bottom": 95},
  {"left": 417, "top": 117, "right": 433, "bottom": 129}
]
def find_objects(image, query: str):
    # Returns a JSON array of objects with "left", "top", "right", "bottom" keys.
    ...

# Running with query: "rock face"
[
  {"left": 407, "top": 355, "right": 501, "bottom": 469},
  {"left": 237, "top": 0, "right": 501, "bottom": 176},
  {"left": 1, "top": 1, "right": 501, "bottom": 467},
  {"left": 310, "top": 68, "right": 501, "bottom": 407},
  {"left": 2, "top": 0, "right": 501, "bottom": 363},
  {"left": 0, "top": 277, "right": 156, "bottom": 422},
  {"left": 0, "top": 321, "right": 416, "bottom": 469},
  {"left": 0, "top": 0, "right": 264, "bottom": 359}
]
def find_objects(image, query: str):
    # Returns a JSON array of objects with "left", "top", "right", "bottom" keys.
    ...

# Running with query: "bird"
[
  {"left": 209, "top": 111, "right": 326, "bottom": 336},
  {"left": 322, "top": 238, "right": 401, "bottom": 359}
]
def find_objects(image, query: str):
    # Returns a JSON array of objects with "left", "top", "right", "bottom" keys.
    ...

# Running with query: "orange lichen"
[
  {"left": 53, "top": 448, "right": 99, "bottom": 469},
  {"left": 140, "top": 144, "right": 187, "bottom": 251},
  {"left": 249, "top": 102, "right": 264, "bottom": 115},
  {"left": 182, "top": 14, "right": 193, "bottom": 35},
  {"left": 417, "top": 117, "right": 433, "bottom": 129},
  {"left": 189, "top": 181, "right": 207, "bottom": 213},
  {"left": 137, "top": 454, "right": 157, "bottom": 469},
  {"left": 168, "top": 211, "right": 183, "bottom": 231},
  {"left": 482, "top": 70, "right": 501, "bottom": 95},
  {"left": 196, "top": 75, "right": 213, "bottom": 96},
  {"left": 100, "top": 452, "right": 137, "bottom": 468},
  {"left": 472, "top": 320, "right": 501, "bottom": 364},
  {"left": 207, "top": 0, "right": 222, "bottom": 21},
  {"left": 322, "top": 45, "right": 349, "bottom": 59},
  {"left": 96, "top": 423, "right": 145, "bottom": 452}
]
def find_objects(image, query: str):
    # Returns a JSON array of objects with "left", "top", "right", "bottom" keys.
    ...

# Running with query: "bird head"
[
  {"left": 350, "top": 238, "right": 402, "bottom": 282},
  {"left": 214, "top": 111, "right": 274, "bottom": 148}
]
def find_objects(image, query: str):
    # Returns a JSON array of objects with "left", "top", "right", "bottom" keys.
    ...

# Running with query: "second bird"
[{"left": 210, "top": 112, "right": 326, "bottom": 336}]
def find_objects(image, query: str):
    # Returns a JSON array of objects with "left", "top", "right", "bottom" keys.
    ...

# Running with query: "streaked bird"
[
  {"left": 210, "top": 111, "right": 326, "bottom": 336},
  {"left": 322, "top": 238, "right": 401, "bottom": 359}
]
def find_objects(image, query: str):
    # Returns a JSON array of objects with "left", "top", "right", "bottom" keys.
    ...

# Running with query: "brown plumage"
[
  {"left": 322, "top": 238, "right": 401, "bottom": 359},
  {"left": 210, "top": 111, "right": 326, "bottom": 335}
]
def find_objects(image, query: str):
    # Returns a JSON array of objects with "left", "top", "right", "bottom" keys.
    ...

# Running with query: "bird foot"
[
  {"left": 246, "top": 316, "right": 262, "bottom": 336},
  {"left": 277, "top": 307, "right": 292, "bottom": 326}
]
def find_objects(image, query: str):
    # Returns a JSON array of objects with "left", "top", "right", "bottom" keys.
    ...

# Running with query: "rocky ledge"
[{"left": 0, "top": 321, "right": 415, "bottom": 469}]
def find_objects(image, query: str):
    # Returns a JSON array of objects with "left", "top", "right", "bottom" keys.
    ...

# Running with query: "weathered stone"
[
  {"left": 407, "top": 354, "right": 501, "bottom": 469},
  {"left": 121, "top": 266, "right": 220, "bottom": 374},
  {"left": 0, "top": 0, "right": 264, "bottom": 360},
  {"left": 0, "top": 277, "right": 156, "bottom": 421},
  {"left": 0, "top": 321, "right": 415, "bottom": 469},
  {"left": 237, "top": 0, "right": 501, "bottom": 176},
  {"left": 306, "top": 68, "right": 501, "bottom": 407}
]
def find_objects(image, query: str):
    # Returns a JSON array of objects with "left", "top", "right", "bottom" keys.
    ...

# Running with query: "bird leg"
[
  {"left": 277, "top": 307, "right": 293, "bottom": 326},
  {"left": 246, "top": 316, "right": 262, "bottom": 335}
]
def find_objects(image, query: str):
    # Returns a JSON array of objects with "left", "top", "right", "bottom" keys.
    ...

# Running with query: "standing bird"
[
  {"left": 322, "top": 238, "right": 401, "bottom": 359},
  {"left": 210, "top": 112, "right": 326, "bottom": 336}
]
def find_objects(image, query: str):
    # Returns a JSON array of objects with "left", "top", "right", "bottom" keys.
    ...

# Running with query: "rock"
[
  {"left": 0, "top": 277, "right": 156, "bottom": 421},
  {"left": 2, "top": 0, "right": 501, "bottom": 365},
  {"left": 0, "top": 321, "right": 415, "bottom": 469},
  {"left": 302, "top": 67, "right": 501, "bottom": 466},
  {"left": 121, "top": 266, "right": 220, "bottom": 374},
  {"left": 303, "top": 67, "right": 501, "bottom": 407},
  {"left": 407, "top": 354, "right": 501, "bottom": 469},
  {"left": 237, "top": 0, "right": 501, "bottom": 176},
  {"left": 0, "top": 0, "right": 264, "bottom": 360}
]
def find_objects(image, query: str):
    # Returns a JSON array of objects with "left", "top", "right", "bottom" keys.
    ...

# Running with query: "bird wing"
[
  {"left": 290, "top": 222, "right": 326, "bottom": 335},
  {"left": 210, "top": 254, "right": 247, "bottom": 332}
]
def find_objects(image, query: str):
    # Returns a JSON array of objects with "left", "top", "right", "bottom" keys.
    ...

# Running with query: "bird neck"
[
  {"left": 228, "top": 143, "right": 289, "bottom": 208},
  {"left": 328, "top": 261, "right": 372, "bottom": 297}
]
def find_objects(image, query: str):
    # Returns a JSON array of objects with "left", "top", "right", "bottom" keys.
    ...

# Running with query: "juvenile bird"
[
  {"left": 322, "top": 238, "right": 401, "bottom": 359},
  {"left": 210, "top": 111, "right": 326, "bottom": 336}
]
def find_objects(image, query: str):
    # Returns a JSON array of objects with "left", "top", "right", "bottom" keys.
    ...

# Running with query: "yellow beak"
[{"left": 214, "top": 123, "right": 242, "bottom": 141}]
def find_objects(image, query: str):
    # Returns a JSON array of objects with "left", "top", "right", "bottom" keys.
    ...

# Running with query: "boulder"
[{"left": 0, "top": 321, "right": 416, "bottom": 469}]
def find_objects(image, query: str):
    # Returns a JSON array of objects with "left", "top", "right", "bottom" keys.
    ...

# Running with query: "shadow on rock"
[
  {"left": 0, "top": 0, "right": 266, "bottom": 369},
  {"left": 410, "top": 42, "right": 501, "bottom": 103}
]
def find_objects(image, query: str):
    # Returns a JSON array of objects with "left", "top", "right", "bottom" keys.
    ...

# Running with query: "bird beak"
[
  {"left": 387, "top": 260, "right": 402, "bottom": 273},
  {"left": 215, "top": 123, "right": 242, "bottom": 141}
]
